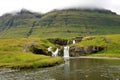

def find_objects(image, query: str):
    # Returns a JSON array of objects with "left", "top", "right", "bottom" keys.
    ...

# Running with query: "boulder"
[
  {"left": 70, "top": 46, "right": 85, "bottom": 56},
  {"left": 29, "top": 45, "right": 48, "bottom": 55},
  {"left": 84, "top": 46, "right": 94, "bottom": 54},
  {"left": 84, "top": 46, "right": 104, "bottom": 54},
  {"left": 70, "top": 45, "right": 104, "bottom": 56}
]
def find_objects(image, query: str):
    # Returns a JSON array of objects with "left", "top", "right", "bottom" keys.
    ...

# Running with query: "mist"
[{"left": 0, "top": 0, "right": 120, "bottom": 15}]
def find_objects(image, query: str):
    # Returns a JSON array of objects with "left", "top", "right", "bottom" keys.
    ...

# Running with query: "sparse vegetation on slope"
[{"left": 0, "top": 8, "right": 120, "bottom": 38}]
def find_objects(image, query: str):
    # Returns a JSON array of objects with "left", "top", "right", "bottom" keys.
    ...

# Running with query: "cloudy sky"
[{"left": 0, "top": 0, "right": 120, "bottom": 15}]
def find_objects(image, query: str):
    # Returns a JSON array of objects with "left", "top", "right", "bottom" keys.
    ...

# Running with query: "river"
[{"left": 0, "top": 58, "right": 120, "bottom": 80}]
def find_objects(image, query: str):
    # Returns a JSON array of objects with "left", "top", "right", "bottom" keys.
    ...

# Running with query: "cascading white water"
[
  {"left": 48, "top": 46, "right": 52, "bottom": 52},
  {"left": 72, "top": 40, "right": 76, "bottom": 44},
  {"left": 48, "top": 46, "right": 70, "bottom": 58},
  {"left": 52, "top": 48, "right": 59, "bottom": 56},
  {"left": 48, "top": 47, "right": 59, "bottom": 56},
  {"left": 63, "top": 46, "right": 70, "bottom": 59}
]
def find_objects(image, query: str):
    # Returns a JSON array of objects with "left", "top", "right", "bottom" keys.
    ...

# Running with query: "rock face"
[
  {"left": 70, "top": 46, "right": 85, "bottom": 56},
  {"left": 48, "top": 38, "right": 68, "bottom": 46},
  {"left": 84, "top": 46, "right": 104, "bottom": 54},
  {"left": 70, "top": 46, "right": 104, "bottom": 57},
  {"left": 73, "top": 36, "right": 83, "bottom": 42},
  {"left": 29, "top": 45, "right": 48, "bottom": 55}
]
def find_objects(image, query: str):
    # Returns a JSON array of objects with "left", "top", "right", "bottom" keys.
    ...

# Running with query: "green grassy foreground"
[
  {"left": 0, "top": 38, "right": 63, "bottom": 69},
  {"left": 0, "top": 53, "right": 63, "bottom": 69},
  {"left": 0, "top": 34, "right": 120, "bottom": 69}
]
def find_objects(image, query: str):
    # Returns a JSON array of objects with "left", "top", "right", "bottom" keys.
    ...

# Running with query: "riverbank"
[
  {"left": 0, "top": 53, "right": 64, "bottom": 69},
  {"left": 70, "top": 56, "right": 120, "bottom": 60},
  {"left": 0, "top": 38, "right": 64, "bottom": 69},
  {"left": 70, "top": 34, "right": 120, "bottom": 57}
]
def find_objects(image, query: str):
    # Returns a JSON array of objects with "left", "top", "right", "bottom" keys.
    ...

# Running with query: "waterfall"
[
  {"left": 48, "top": 46, "right": 52, "bottom": 52},
  {"left": 73, "top": 40, "right": 76, "bottom": 44},
  {"left": 63, "top": 46, "right": 70, "bottom": 59},
  {"left": 48, "top": 47, "right": 59, "bottom": 56},
  {"left": 52, "top": 48, "right": 59, "bottom": 56}
]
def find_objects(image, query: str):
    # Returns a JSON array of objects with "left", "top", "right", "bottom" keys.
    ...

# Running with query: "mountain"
[
  {"left": 0, "top": 9, "right": 42, "bottom": 29},
  {"left": 0, "top": 8, "right": 120, "bottom": 38},
  {"left": 38, "top": 9, "right": 119, "bottom": 27}
]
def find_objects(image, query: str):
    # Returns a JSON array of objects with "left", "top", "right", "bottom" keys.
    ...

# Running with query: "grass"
[
  {"left": 0, "top": 38, "right": 54, "bottom": 52},
  {"left": 0, "top": 26, "right": 120, "bottom": 39},
  {"left": 0, "top": 38, "right": 63, "bottom": 69},
  {"left": 0, "top": 53, "right": 63, "bottom": 69},
  {"left": 0, "top": 9, "right": 120, "bottom": 68},
  {"left": 0, "top": 34, "right": 120, "bottom": 69},
  {"left": 72, "top": 34, "right": 120, "bottom": 57},
  {"left": 0, "top": 9, "right": 120, "bottom": 39}
]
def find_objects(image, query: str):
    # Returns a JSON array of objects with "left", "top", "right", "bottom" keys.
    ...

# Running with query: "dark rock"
[
  {"left": 32, "top": 48, "right": 45, "bottom": 54},
  {"left": 29, "top": 45, "right": 47, "bottom": 55},
  {"left": 73, "top": 36, "right": 83, "bottom": 42},
  {"left": 48, "top": 38, "right": 68, "bottom": 46},
  {"left": 70, "top": 45, "right": 104, "bottom": 57},
  {"left": 84, "top": 46, "right": 104, "bottom": 54},
  {"left": 68, "top": 37, "right": 83, "bottom": 45},
  {"left": 70, "top": 46, "right": 85, "bottom": 56},
  {"left": 68, "top": 40, "right": 73, "bottom": 44},
  {"left": 84, "top": 46, "right": 94, "bottom": 54}
]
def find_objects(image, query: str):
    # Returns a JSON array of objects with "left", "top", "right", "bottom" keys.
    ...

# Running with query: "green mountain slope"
[
  {"left": 0, "top": 9, "right": 41, "bottom": 28},
  {"left": 38, "top": 9, "right": 119, "bottom": 27},
  {"left": 0, "top": 8, "right": 120, "bottom": 38}
]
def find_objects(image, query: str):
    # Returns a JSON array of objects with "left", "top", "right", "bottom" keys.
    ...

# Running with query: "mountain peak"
[
  {"left": 17, "top": 8, "right": 33, "bottom": 14},
  {"left": 57, "top": 8, "right": 117, "bottom": 15}
]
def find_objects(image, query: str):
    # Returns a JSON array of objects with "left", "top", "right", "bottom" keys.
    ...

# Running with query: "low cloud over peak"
[{"left": 0, "top": 0, "right": 120, "bottom": 15}]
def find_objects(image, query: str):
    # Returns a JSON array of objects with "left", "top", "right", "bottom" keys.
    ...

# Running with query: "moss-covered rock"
[
  {"left": 70, "top": 46, "right": 104, "bottom": 57},
  {"left": 48, "top": 38, "right": 68, "bottom": 46},
  {"left": 70, "top": 46, "right": 85, "bottom": 56}
]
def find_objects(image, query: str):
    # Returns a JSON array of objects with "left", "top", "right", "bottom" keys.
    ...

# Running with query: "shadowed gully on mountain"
[{"left": 0, "top": 8, "right": 120, "bottom": 38}]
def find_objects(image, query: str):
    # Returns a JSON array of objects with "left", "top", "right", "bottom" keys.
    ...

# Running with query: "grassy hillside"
[
  {"left": 0, "top": 34, "right": 120, "bottom": 69},
  {"left": 0, "top": 9, "right": 41, "bottom": 28},
  {"left": 0, "top": 38, "right": 63, "bottom": 69},
  {"left": 0, "top": 9, "right": 120, "bottom": 38},
  {"left": 0, "top": 53, "right": 63, "bottom": 69},
  {"left": 0, "top": 26, "right": 119, "bottom": 39},
  {"left": 72, "top": 34, "right": 120, "bottom": 57},
  {"left": 38, "top": 9, "right": 119, "bottom": 27}
]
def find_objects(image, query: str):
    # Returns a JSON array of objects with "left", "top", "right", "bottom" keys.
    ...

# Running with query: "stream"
[{"left": 0, "top": 58, "right": 120, "bottom": 80}]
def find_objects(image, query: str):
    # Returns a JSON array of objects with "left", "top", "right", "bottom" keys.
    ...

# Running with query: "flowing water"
[
  {"left": 0, "top": 58, "right": 120, "bottom": 80},
  {"left": 63, "top": 46, "right": 70, "bottom": 58}
]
